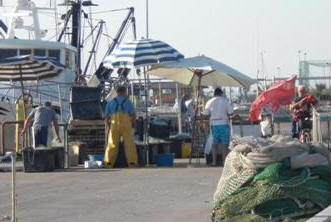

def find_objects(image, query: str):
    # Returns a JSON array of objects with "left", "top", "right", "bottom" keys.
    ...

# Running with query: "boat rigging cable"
[
  {"left": 102, "top": 7, "right": 136, "bottom": 60},
  {"left": 83, "top": 20, "right": 104, "bottom": 76},
  {"left": 56, "top": 3, "right": 136, "bottom": 80}
]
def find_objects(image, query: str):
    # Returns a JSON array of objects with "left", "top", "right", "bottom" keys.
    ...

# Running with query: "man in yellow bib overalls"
[{"left": 104, "top": 86, "right": 137, "bottom": 167}]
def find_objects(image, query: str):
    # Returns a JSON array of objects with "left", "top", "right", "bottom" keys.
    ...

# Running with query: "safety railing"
[
  {"left": 230, "top": 113, "right": 331, "bottom": 150},
  {"left": 1, "top": 121, "right": 69, "bottom": 168},
  {"left": 1, "top": 121, "right": 24, "bottom": 155},
  {"left": 312, "top": 107, "right": 322, "bottom": 143}
]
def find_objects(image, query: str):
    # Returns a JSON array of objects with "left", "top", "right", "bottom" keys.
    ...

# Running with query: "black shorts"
[{"left": 298, "top": 119, "right": 312, "bottom": 131}]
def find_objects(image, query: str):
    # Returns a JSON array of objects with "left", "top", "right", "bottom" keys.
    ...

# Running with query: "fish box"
[{"left": 23, "top": 147, "right": 55, "bottom": 172}]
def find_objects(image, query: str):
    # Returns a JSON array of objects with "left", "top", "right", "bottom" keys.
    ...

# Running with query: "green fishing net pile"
[{"left": 213, "top": 162, "right": 331, "bottom": 222}]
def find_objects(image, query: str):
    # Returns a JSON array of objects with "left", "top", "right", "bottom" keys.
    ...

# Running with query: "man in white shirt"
[{"left": 203, "top": 88, "right": 233, "bottom": 166}]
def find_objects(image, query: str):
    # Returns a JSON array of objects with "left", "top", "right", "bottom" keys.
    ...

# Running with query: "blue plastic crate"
[
  {"left": 88, "top": 154, "right": 104, "bottom": 162},
  {"left": 155, "top": 154, "right": 174, "bottom": 167}
]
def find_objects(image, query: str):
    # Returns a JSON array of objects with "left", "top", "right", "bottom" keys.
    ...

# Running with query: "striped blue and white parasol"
[
  {"left": 0, "top": 55, "right": 65, "bottom": 82},
  {"left": 103, "top": 39, "right": 184, "bottom": 68}
]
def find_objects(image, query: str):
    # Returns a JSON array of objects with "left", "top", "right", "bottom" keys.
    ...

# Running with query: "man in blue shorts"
[{"left": 204, "top": 88, "right": 233, "bottom": 166}]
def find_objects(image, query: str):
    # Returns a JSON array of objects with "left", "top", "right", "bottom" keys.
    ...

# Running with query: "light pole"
[{"left": 146, "top": 0, "right": 149, "bottom": 38}]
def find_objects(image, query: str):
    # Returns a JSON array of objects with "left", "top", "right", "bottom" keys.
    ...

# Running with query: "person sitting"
[{"left": 290, "top": 85, "right": 317, "bottom": 139}]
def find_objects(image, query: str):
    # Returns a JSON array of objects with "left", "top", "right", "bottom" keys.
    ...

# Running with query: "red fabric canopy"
[{"left": 249, "top": 76, "right": 297, "bottom": 121}]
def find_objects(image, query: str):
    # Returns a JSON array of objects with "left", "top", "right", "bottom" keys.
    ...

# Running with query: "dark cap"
[
  {"left": 214, "top": 87, "right": 223, "bottom": 96},
  {"left": 116, "top": 85, "right": 126, "bottom": 93}
]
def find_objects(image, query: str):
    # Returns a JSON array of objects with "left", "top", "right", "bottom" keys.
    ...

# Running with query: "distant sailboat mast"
[{"left": 260, "top": 51, "right": 268, "bottom": 90}]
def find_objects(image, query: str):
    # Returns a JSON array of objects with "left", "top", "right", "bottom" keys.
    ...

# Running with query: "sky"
[
  {"left": 2, "top": 0, "right": 331, "bottom": 80},
  {"left": 91, "top": 0, "right": 331, "bottom": 80}
]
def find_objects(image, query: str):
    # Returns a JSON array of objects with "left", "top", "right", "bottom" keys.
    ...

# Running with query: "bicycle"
[
  {"left": 298, "top": 117, "right": 312, "bottom": 144},
  {"left": 294, "top": 96, "right": 316, "bottom": 144},
  {"left": 300, "top": 127, "right": 311, "bottom": 143}
]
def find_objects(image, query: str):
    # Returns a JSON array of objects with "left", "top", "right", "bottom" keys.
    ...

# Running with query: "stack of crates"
[{"left": 68, "top": 119, "right": 105, "bottom": 163}]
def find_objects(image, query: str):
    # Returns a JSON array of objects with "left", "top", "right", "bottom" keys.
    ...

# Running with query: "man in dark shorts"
[{"left": 21, "top": 101, "right": 61, "bottom": 147}]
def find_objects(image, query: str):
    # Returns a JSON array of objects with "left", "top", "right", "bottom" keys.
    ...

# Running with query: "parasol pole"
[
  {"left": 18, "top": 64, "right": 27, "bottom": 146},
  {"left": 37, "top": 79, "right": 41, "bottom": 105},
  {"left": 130, "top": 80, "right": 135, "bottom": 107},
  {"left": 189, "top": 71, "right": 202, "bottom": 164},
  {"left": 19, "top": 65, "right": 24, "bottom": 97},
  {"left": 143, "top": 67, "right": 150, "bottom": 165},
  {"left": 189, "top": 70, "right": 214, "bottom": 164},
  {"left": 57, "top": 84, "right": 63, "bottom": 122},
  {"left": 176, "top": 82, "right": 182, "bottom": 133},
  {"left": 158, "top": 80, "right": 162, "bottom": 106}
]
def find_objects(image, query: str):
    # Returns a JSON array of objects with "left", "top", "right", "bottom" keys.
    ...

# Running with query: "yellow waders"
[{"left": 104, "top": 112, "right": 137, "bottom": 167}]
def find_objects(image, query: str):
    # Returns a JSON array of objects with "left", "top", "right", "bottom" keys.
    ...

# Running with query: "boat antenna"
[{"left": 146, "top": 0, "right": 149, "bottom": 38}]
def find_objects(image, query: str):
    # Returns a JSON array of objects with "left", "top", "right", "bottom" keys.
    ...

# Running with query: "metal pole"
[
  {"left": 64, "top": 124, "right": 68, "bottom": 168},
  {"left": 88, "top": 5, "right": 98, "bottom": 71},
  {"left": 190, "top": 73, "right": 202, "bottom": 164},
  {"left": 146, "top": 0, "right": 149, "bottom": 38},
  {"left": 11, "top": 152, "right": 16, "bottom": 222},
  {"left": 158, "top": 80, "right": 162, "bottom": 106},
  {"left": 12, "top": 82, "right": 15, "bottom": 102},
  {"left": 131, "top": 81, "right": 135, "bottom": 107},
  {"left": 328, "top": 118, "right": 330, "bottom": 150},
  {"left": 57, "top": 84, "right": 63, "bottom": 122},
  {"left": 176, "top": 83, "right": 182, "bottom": 133},
  {"left": 37, "top": 80, "right": 41, "bottom": 105},
  {"left": 143, "top": 68, "right": 149, "bottom": 165},
  {"left": 32, "top": 7, "right": 42, "bottom": 40},
  {"left": 71, "top": 0, "right": 82, "bottom": 78}
]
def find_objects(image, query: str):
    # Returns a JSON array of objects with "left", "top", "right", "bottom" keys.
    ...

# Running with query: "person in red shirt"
[{"left": 290, "top": 85, "right": 316, "bottom": 138}]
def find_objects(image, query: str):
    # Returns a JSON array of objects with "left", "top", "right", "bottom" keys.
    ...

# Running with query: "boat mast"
[
  {"left": 58, "top": 0, "right": 97, "bottom": 78},
  {"left": 71, "top": 0, "right": 82, "bottom": 74}
]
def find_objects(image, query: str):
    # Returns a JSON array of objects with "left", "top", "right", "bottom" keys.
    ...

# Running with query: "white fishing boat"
[{"left": 0, "top": 0, "right": 77, "bottom": 153}]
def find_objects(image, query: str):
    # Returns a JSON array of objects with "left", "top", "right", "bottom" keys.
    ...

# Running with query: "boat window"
[
  {"left": 65, "top": 50, "right": 75, "bottom": 69},
  {"left": 162, "top": 89, "right": 172, "bottom": 95},
  {"left": 0, "top": 49, "right": 17, "bottom": 60},
  {"left": 34, "top": 49, "right": 46, "bottom": 56},
  {"left": 48, "top": 49, "right": 60, "bottom": 62},
  {"left": 19, "top": 49, "right": 32, "bottom": 56}
]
